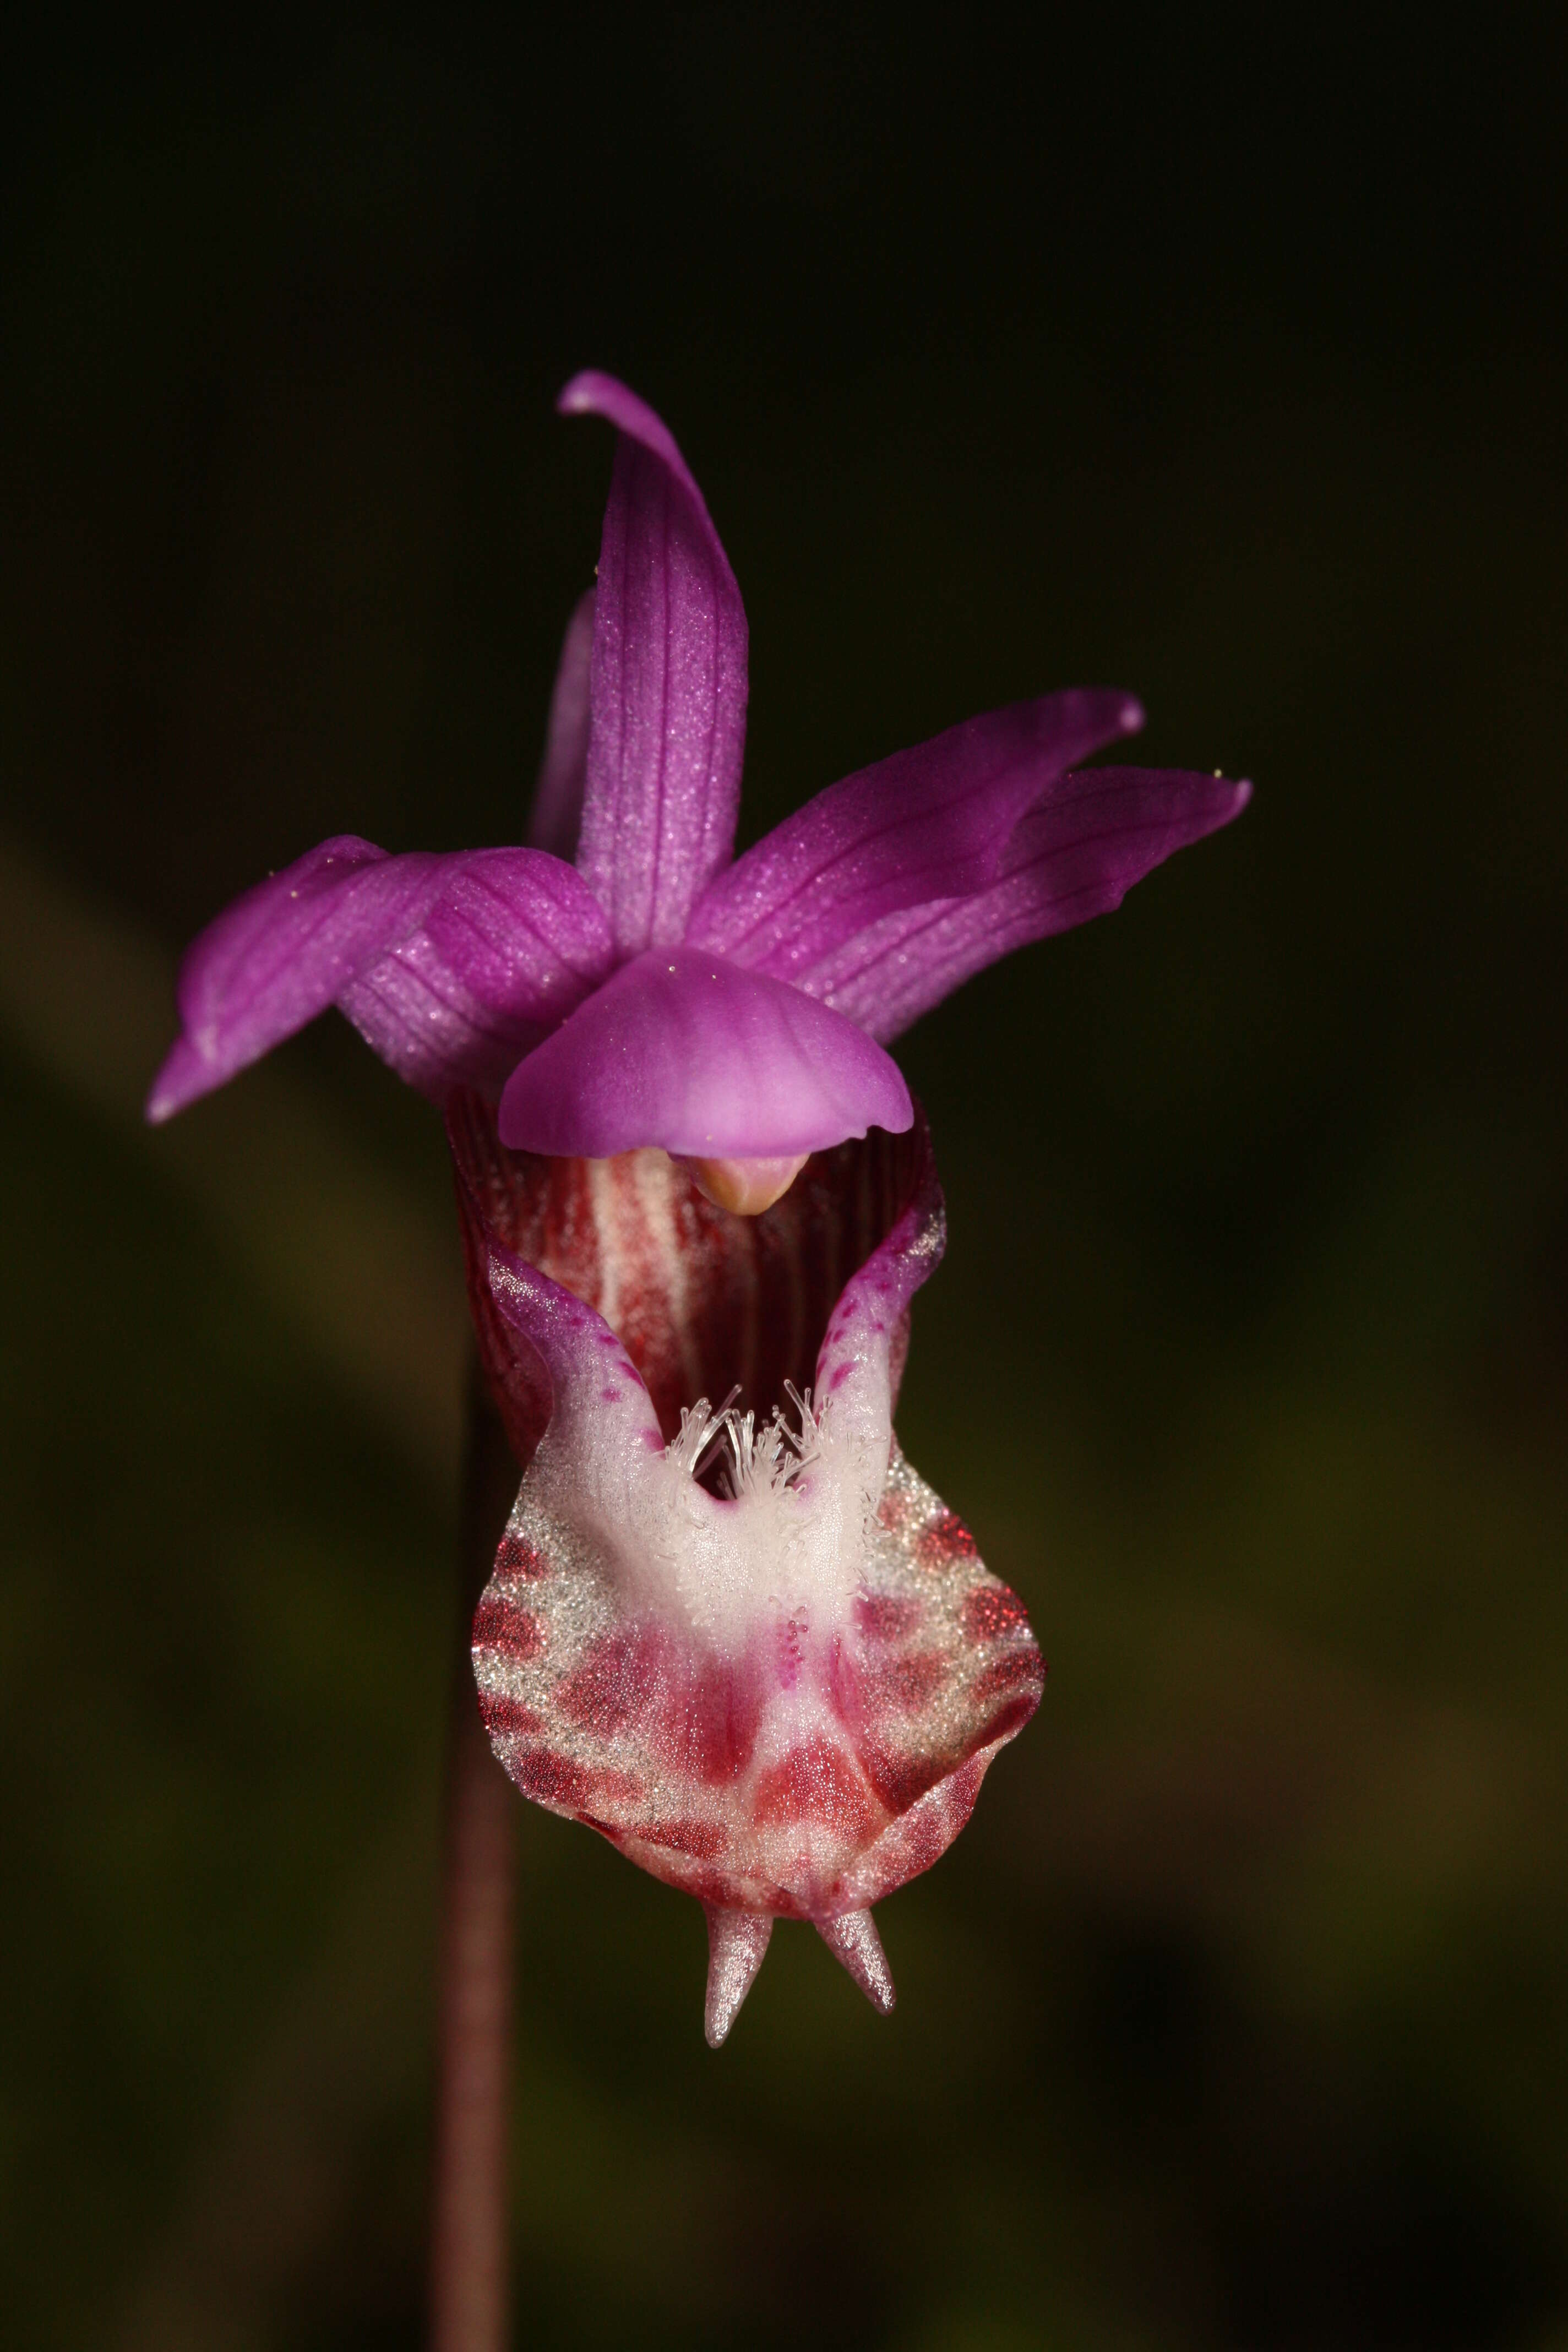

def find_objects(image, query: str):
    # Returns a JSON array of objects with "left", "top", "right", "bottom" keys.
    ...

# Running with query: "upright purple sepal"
[
  {"left": 560, "top": 372, "right": 749, "bottom": 958},
  {"left": 497, "top": 945, "right": 913, "bottom": 1160}
]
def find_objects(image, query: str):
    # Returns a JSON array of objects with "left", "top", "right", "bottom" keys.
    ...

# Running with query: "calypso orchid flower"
[{"left": 148, "top": 373, "right": 1249, "bottom": 2040}]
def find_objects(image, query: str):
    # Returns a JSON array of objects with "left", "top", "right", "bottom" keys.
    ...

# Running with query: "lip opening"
[{"left": 445, "top": 1088, "right": 930, "bottom": 1469}]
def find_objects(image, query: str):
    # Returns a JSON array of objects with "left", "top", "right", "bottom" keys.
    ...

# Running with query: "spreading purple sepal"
[
  {"left": 560, "top": 372, "right": 749, "bottom": 960},
  {"left": 146, "top": 836, "right": 615, "bottom": 1121},
  {"left": 805, "top": 766, "right": 1254, "bottom": 1044},
  {"left": 497, "top": 945, "right": 913, "bottom": 1161},
  {"left": 147, "top": 368, "right": 1251, "bottom": 1178},
  {"left": 686, "top": 689, "right": 1143, "bottom": 985}
]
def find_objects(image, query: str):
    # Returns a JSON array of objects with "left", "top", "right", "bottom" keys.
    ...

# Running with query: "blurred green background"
[{"left": 1, "top": 8, "right": 1564, "bottom": 2346}]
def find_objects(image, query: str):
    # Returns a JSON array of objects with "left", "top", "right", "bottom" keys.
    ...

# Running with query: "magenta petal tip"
[
  {"left": 145, "top": 1036, "right": 214, "bottom": 1124},
  {"left": 555, "top": 369, "right": 693, "bottom": 488}
]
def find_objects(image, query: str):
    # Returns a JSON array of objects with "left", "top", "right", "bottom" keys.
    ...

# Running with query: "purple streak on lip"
[
  {"left": 559, "top": 372, "right": 749, "bottom": 960},
  {"left": 497, "top": 945, "right": 913, "bottom": 1161},
  {"left": 813, "top": 1116, "right": 945, "bottom": 1449},
  {"left": 483, "top": 1229, "right": 666, "bottom": 1461}
]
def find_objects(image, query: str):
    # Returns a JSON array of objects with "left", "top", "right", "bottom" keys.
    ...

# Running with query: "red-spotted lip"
[
  {"left": 449, "top": 1092, "right": 1043, "bottom": 2038},
  {"left": 471, "top": 1438, "right": 1043, "bottom": 1928}
]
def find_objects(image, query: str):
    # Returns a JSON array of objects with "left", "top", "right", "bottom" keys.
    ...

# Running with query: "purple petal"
[
  {"left": 497, "top": 946, "right": 912, "bottom": 1159},
  {"left": 339, "top": 848, "right": 616, "bottom": 1097},
  {"left": 146, "top": 836, "right": 613, "bottom": 1120},
  {"left": 528, "top": 589, "right": 596, "bottom": 862},
  {"left": 560, "top": 372, "right": 749, "bottom": 955},
  {"left": 808, "top": 767, "right": 1253, "bottom": 1043},
  {"left": 685, "top": 690, "right": 1143, "bottom": 983},
  {"left": 147, "top": 837, "right": 437, "bottom": 1120}
]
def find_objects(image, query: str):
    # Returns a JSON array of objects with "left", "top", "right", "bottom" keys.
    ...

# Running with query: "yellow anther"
[{"left": 675, "top": 1152, "right": 810, "bottom": 1216}]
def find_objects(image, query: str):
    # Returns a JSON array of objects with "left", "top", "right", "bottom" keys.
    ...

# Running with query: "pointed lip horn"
[
  {"left": 703, "top": 1904, "right": 896, "bottom": 2045},
  {"left": 703, "top": 1905, "right": 774, "bottom": 2047},
  {"left": 817, "top": 1907, "right": 896, "bottom": 2013}
]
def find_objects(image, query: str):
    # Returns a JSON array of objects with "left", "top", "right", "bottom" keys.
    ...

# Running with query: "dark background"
[{"left": 2, "top": 7, "right": 1565, "bottom": 2348}]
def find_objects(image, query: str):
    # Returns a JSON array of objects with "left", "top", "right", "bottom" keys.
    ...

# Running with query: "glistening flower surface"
[
  {"left": 146, "top": 370, "right": 1250, "bottom": 1191},
  {"left": 146, "top": 371, "right": 1250, "bottom": 2038},
  {"left": 449, "top": 1098, "right": 1042, "bottom": 2043}
]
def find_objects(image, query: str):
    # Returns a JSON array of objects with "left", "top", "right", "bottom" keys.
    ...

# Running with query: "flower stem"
[{"left": 429, "top": 1372, "right": 520, "bottom": 2352}]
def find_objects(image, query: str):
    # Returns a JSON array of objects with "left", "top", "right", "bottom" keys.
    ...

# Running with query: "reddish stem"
[{"left": 429, "top": 1379, "right": 520, "bottom": 2352}]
